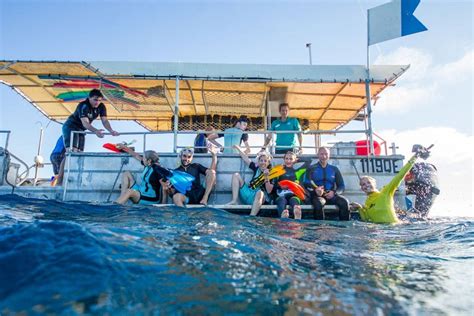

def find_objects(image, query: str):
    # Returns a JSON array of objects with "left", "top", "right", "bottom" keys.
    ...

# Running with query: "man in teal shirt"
[{"left": 262, "top": 103, "right": 302, "bottom": 154}]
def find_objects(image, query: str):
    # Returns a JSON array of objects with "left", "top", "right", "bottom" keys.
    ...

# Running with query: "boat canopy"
[{"left": 0, "top": 60, "right": 408, "bottom": 131}]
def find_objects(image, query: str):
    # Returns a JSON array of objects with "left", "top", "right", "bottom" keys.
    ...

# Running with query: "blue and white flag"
[{"left": 368, "top": 0, "right": 427, "bottom": 46}]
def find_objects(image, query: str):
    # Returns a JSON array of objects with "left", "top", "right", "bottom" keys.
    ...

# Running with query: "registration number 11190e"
[{"left": 359, "top": 158, "right": 400, "bottom": 174}]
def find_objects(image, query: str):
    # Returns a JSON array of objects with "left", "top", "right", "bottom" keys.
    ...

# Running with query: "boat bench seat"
[{"left": 154, "top": 203, "right": 340, "bottom": 215}]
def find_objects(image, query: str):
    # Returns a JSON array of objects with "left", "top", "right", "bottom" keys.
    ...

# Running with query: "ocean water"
[{"left": 0, "top": 194, "right": 472, "bottom": 315}]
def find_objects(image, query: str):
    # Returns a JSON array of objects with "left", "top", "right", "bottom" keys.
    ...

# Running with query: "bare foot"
[
  {"left": 294, "top": 206, "right": 302, "bottom": 220},
  {"left": 225, "top": 200, "right": 238, "bottom": 205},
  {"left": 199, "top": 199, "right": 208, "bottom": 206},
  {"left": 281, "top": 209, "right": 290, "bottom": 218}
]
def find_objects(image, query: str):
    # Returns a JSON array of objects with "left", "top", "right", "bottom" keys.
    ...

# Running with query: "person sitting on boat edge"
[
  {"left": 262, "top": 103, "right": 302, "bottom": 155},
  {"left": 62, "top": 89, "right": 119, "bottom": 152},
  {"left": 302, "top": 147, "right": 350, "bottom": 220},
  {"left": 272, "top": 151, "right": 312, "bottom": 220},
  {"left": 115, "top": 148, "right": 166, "bottom": 205},
  {"left": 226, "top": 146, "right": 274, "bottom": 216},
  {"left": 404, "top": 160, "right": 440, "bottom": 218},
  {"left": 350, "top": 145, "right": 433, "bottom": 224},
  {"left": 207, "top": 115, "right": 251, "bottom": 154},
  {"left": 166, "top": 147, "right": 217, "bottom": 206},
  {"left": 49, "top": 135, "right": 65, "bottom": 186}
]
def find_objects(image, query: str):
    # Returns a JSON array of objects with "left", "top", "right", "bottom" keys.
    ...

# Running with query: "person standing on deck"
[
  {"left": 262, "top": 103, "right": 302, "bottom": 154},
  {"left": 207, "top": 115, "right": 251, "bottom": 154},
  {"left": 62, "top": 89, "right": 119, "bottom": 152},
  {"left": 302, "top": 147, "right": 350, "bottom": 220},
  {"left": 49, "top": 135, "right": 65, "bottom": 186},
  {"left": 166, "top": 147, "right": 217, "bottom": 206},
  {"left": 57, "top": 89, "right": 119, "bottom": 185}
]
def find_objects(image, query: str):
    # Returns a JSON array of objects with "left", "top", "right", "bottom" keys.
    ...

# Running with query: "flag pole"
[{"left": 365, "top": 8, "right": 375, "bottom": 156}]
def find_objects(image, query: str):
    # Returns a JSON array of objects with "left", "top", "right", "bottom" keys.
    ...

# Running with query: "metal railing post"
[{"left": 173, "top": 76, "right": 180, "bottom": 153}]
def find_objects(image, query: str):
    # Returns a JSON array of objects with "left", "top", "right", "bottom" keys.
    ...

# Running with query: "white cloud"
[
  {"left": 374, "top": 47, "right": 433, "bottom": 81},
  {"left": 435, "top": 50, "right": 474, "bottom": 84},
  {"left": 372, "top": 47, "right": 473, "bottom": 114},
  {"left": 373, "top": 84, "right": 435, "bottom": 113},
  {"left": 378, "top": 126, "right": 473, "bottom": 218}
]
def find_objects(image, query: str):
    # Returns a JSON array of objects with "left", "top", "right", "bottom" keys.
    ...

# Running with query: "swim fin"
[
  {"left": 169, "top": 170, "right": 195, "bottom": 194},
  {"left": 249, "top": 165, "right": 286, "bottom": 189},
  {"left": 278, "top": 180, "right": 306, "bottom": 200}
]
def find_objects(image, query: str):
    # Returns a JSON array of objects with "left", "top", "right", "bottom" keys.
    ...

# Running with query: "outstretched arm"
[
  {"left": 334, "top": 167, "right": 345, "bottom": 195},
  {"left": 80, "top": 117, "right": 104, "bottom": 138},
  {"left": 243, "top": 140, "right": 251, "bottom": 155},
  {"left": 384, "top": 154, "right": 417, "bottom": 196},
  {"left": 101, "top": 117, "right": 119, "bottom": 136},
  {"left": 117, "top": 145, "right": 142, "bottom": 162},
  {"left": 207, "top": 133, "right": 223, "bottom": 150},
  {"left": 262, "top": 133, "right": 273, "bottom": 150},
  {"left": 234, "top": 145, "right": 251, "bottom": 166}
]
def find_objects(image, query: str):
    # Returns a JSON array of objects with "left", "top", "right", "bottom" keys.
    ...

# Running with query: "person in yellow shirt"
[{"left": 350, "top": 145, "right": 432, "bottom": 224}]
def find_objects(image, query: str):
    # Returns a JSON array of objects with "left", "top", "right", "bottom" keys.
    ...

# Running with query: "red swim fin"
[{"left": 103, "top": 143, "right": 122, "bottom": 153}]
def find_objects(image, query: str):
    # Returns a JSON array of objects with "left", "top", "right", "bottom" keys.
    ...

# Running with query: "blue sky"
[{"left": 0, "top": 0, "right": 472, "bottom": 215}]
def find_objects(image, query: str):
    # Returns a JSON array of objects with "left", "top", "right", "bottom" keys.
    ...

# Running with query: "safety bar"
[
  {"left": 69, "top": 129, "right": 374, "bottom": 155},
  {"left": 6, "top": 151, "right": 31, "bottom": 186},
  {"left": 0, "top": 130, "right": 11, "bottom": 150}
]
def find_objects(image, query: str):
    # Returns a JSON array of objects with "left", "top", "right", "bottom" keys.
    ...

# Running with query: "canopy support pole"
[
  {"left": 33, "top": 125, "right": 44, "bottom": 186},
  {"left": 173, "top": 76, "right": 180, "bottom": 153},
  {"left": 314, "top": 133, "right": 321, "bottom": 154},
  {"left": 365, "top": 10, "right": 375, "bottom": 156}
]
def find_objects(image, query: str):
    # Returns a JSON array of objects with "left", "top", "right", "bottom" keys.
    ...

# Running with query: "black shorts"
[
  {"left": 62, "top": 125, "right": 85, "bottom": 151},
  {"left": 186, "top": 186, "right": 206, "bottom": 204},
  {"left": 275, "top": 148, "right": 294, "bottom": 155}
]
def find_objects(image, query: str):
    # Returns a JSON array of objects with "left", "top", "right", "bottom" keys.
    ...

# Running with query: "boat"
[{"left": 0, "top": 60, "right": 410, "bottom": 218}]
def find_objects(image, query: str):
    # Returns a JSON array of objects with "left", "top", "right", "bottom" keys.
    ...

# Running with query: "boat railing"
[
  {"left": 69, "top": 128, "right": 389, "bottom": 155},
  {"left": 0, "top": 130, "right": 11, "bottom": 150},
  {"left": 0, "top": 130, "right": 32, "bottom": 187}
]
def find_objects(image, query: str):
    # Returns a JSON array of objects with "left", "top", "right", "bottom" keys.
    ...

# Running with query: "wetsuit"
[
  {"left": 239, "top": 162, "right": 274, "bottom": 207},
  {"left": 359, "top": 155, "right": 418, "bottom": 224},
  {"left": 303, "top": 162, "right": 350, "bottom": 220},
  {"left": 50, "top": 136, "right": 65, "bottom": 175},
  {"left": 174, "top": 163, "right": 208, "bottom": 204},
  {"left": 62, "top": 99, "right": 107, "bottom": 151},
  {"left": 273, "top": 158, "right": 312, "bottom": 217},
  {"left": 405, "top": 162, "right": 440, "bottom": 217},
  {"left": 131, "top": 164, "right": 163, "bottom": 205}
]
